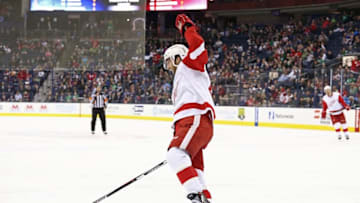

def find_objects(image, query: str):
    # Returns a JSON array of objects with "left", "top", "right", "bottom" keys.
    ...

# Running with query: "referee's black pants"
[{"left": 91, "top": 108, "right": 106, "bottom": 132}]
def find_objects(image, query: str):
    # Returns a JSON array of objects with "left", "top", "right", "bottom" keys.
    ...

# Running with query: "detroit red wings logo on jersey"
[{"left": 328, "top": 99, "right": 336, "bottom": 107}]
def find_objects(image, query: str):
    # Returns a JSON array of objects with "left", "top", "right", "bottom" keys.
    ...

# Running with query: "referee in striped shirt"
[{"left": 90, "top": 86, "right": 108, "bottom": 135}]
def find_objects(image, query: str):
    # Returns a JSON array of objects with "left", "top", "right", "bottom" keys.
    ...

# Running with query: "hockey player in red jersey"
[
  {"left": 164, "top": 14, "right": 215, "bottom": 203},
  {"left": 321, "top": 85, "right": 350, "bottom": 140}
]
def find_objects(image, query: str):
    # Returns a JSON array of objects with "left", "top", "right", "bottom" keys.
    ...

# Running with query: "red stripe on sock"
[
  {"left": 203, "top": 189, "right": 212, "bottom": 199},
  {"left": 335, "top": 129, "right": 341, "bottom": 132},
  {"left": 343, "top": 128, "right": 348, "bottom": 132},
  {"left": 177, "top": 167, "right": 198, "bottom": 184}
]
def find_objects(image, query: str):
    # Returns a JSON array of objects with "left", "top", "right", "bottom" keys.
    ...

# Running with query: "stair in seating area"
[
  {"left": 59, "top": 39, "right": 75, "bottom": 68},
  {"left": 33, "top": 71, "right": 54, "bottom": 102}
]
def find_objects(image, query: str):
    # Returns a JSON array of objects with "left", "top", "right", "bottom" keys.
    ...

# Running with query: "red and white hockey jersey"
[
  {"left": 172, "top": 26, "right": 216, "bottom": 123},
  {"left": 322, "top": 92, "right": 348, "bottom": 117}
]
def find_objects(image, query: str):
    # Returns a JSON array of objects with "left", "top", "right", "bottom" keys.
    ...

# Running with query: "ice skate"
[
  {"left": 91, "top": 131, "right": 95, "bottom": 135},
  {"left": 345, "top": 135, "right": 350, "bottom": 140},
  {"left": 338, "top": 135, "right": 342, "bottom": 140},
  {"left": 103, "top": 131, "right": 108, "bottom": 135},
  {"left": 187, "top": 192, "right": 210, "bottom": 203}
]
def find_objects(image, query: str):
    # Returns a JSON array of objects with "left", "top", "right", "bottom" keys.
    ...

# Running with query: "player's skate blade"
[
  {"left": 103, "top": 131, "right": 108, "bottom": 135},
  {"left": 346, "top": 135, "right": 350, "bottom": 140},
  {"left": 187, "top": 193, "right": 210, "bottom": 203},
  {"left": 91, "top": 131, "right": 95, "bottom": 135}
]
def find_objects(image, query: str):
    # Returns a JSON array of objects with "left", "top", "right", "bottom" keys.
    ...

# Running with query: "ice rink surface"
[{"left": 1, "top": 116, "right": 360, "bottom": 203}]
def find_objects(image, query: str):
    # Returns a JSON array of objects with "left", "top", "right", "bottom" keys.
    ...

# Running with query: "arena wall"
[{"left": 0, "top": 102, "right": 356, "bottom": 132}]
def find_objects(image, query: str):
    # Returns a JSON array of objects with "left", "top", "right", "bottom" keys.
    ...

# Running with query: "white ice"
[{"left": 1, "top": 116, "right": 360, "bottom": 203}]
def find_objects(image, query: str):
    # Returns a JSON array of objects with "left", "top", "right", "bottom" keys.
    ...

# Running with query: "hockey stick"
[{"left": 93, "top": 160, "right": 167, "bottom": 203}]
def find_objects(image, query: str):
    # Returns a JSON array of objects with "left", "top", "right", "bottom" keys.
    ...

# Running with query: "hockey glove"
[
  {"left": 175, "top": 14, "right": 195, "bottom": 36},
  {"left": 321, "top": 111, "right": 326, "bottom": 119}
]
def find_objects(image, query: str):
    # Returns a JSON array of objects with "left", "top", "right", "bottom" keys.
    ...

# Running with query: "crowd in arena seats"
[
  {"left": 0, "top": 39, "right": 65, "bottom": 68},
  {"left": 1, "top": 10, "right": 360, "bottom": 107},
  {"left": 68, "top": 40, "right": 144, "bottom": 70},
  {"left": 143, "top": 13, "right": 360, "bottom": 107},
  {"left": 42, "top": 38, "right": 148, "bottom": 103},
  {"left": 0, "top": 68, "right": 49, "bottom": 102},
  {"left": 0, "top": 34, "right": 65, "bottom": 102},
  {"left": 41, "top": 12, "right": 360, "bottom": 107},
  {"left": 45, "top": 65, "right": 172, "bottom": 104}
]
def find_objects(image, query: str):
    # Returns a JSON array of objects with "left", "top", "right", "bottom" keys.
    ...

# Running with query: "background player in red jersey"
[
  {"left": 321, "top": 85, "right": 350, "bottom": 140},
  {"left": 164, "top": 14, "right": 215, "bottom": 203}
]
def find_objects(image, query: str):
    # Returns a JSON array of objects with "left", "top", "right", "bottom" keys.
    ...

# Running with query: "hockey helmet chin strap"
[{"left": 164, "top": 55, "right": 180, "bottom": 71}]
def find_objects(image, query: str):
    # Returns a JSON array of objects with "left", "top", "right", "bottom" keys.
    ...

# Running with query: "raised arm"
[
  {"left": 90, "top": 94, "right": 95, "bottom": 104},
  {"left": 104, "top": 95, "right": 108, "bottom": 108},
  {"left": 175, "top": 14, "right": 208, "bottom": 72}
]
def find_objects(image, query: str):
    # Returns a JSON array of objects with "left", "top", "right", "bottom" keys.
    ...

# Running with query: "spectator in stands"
[{"left": 14, "top": 91, "right": 22, "bottom": 102}]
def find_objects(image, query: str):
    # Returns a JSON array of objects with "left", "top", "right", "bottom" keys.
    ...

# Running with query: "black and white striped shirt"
[{"left": 91, "top": 93, "right": 108, "bottom": 108}]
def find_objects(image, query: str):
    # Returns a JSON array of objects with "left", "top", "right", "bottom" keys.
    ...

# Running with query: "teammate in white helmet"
[
  {"left": 164, "top": 14, "right": 215, "bottom": 203},
  {"left": 321, "top": 85, "right": 350, "bottom": 140}
]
